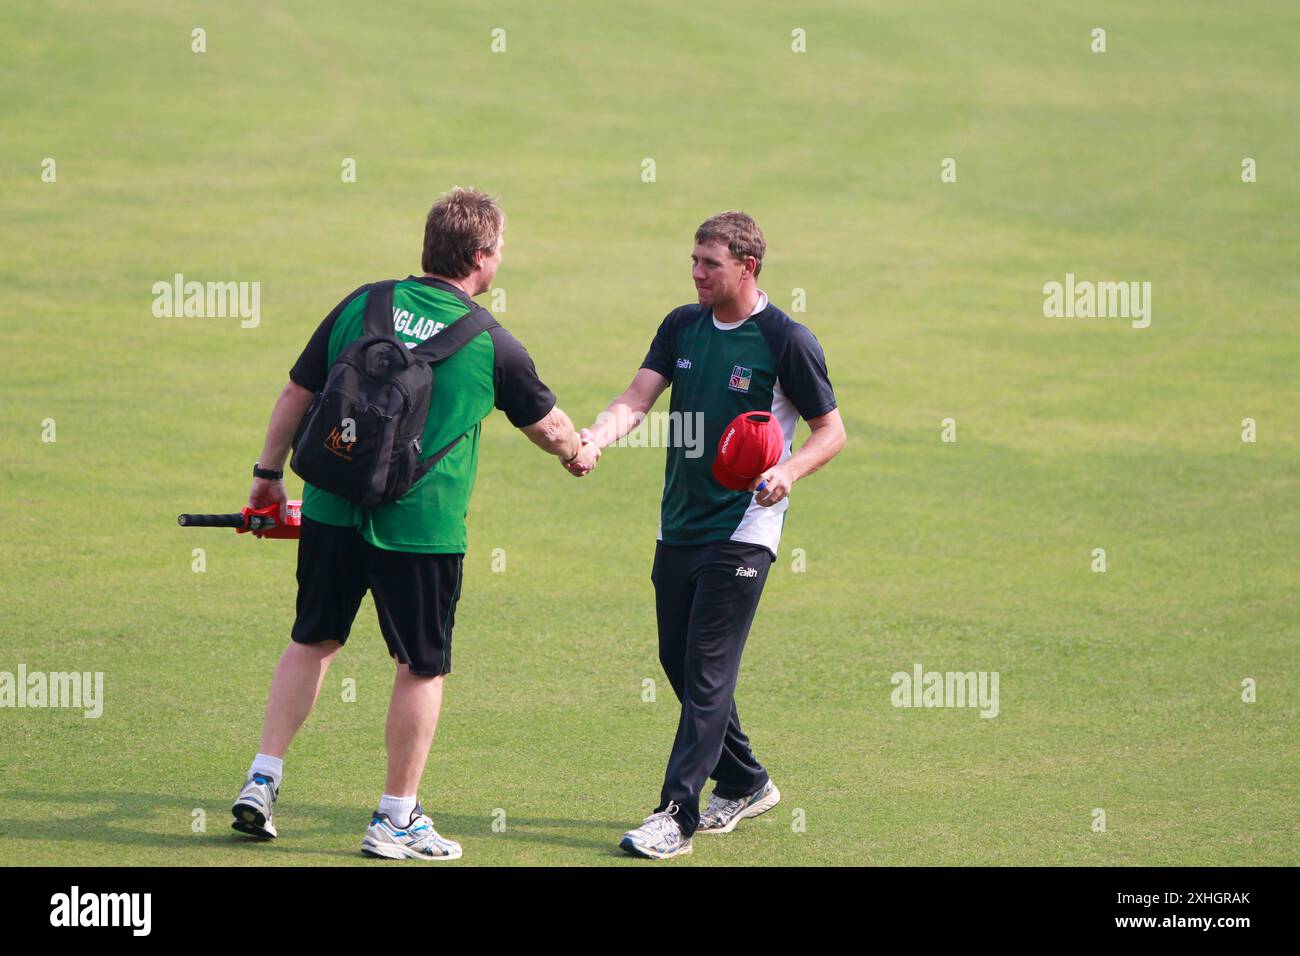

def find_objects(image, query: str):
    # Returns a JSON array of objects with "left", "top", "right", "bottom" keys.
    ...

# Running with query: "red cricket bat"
[{"left": 177, "top": 500, "right": 303, "bottom": 539}]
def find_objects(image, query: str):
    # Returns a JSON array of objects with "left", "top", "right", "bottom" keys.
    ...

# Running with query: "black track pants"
[{"left": 651, "top": 539, "right": 774, "bottom": 837}]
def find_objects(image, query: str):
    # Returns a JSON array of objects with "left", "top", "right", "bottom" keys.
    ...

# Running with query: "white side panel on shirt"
[{"left": 729, "top": 378, "right": 799, "bottom": 555}]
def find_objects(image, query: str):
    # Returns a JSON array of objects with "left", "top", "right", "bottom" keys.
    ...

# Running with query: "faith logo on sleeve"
[{"left": 728, "top": 365, "right": 752, "bottom": 392}]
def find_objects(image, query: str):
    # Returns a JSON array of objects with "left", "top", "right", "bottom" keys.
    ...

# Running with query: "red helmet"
[{"left": 712, "top": 411, "right": 785, "bottom": 491}]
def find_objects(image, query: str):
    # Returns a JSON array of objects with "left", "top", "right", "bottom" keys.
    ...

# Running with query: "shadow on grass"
[{"left": 1, "top": 789, "right": 634, "bottom": 861}]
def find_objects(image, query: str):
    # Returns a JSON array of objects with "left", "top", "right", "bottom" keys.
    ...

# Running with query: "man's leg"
[
  {"left": 709, "top": 697, "right": 768, "bottom": 799},
  {"left": 234, "top": 517, "right": 365, "bottom": 839},
  {"left": 360, "top": 545, "right": 463, "bottom": 860},
  {"left": 383, "top": 666, "right": 444, "bottom": 798},
  {"left": 233, "top": 642, "right": 341, "bottom": 839},
  {"left": 262, "top": 517, "right": 367, "bottom": 760},
  {"left": 370, "top": 548, "right": 460, "bottom": 804},
  {"left": 618, "top": 544, "right": 702, "bottom": 858},
  {"left": 654, "top": 544, "right": 765, "bottom": 800},
  {"left": 657, "top": 543, "right": 773, "bottom": 837},
  {"left": 257, "top": 639, "right": 343, "bottom": 757},
  {"left": 653, "top": 542, "right": 696, "bottom": 706}
]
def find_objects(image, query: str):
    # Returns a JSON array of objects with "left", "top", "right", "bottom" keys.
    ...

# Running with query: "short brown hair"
[
  {"left": 421, "top": 187, "right": 506, "bottom": 278},
  {"left": 695, "top": 211, "right": 766, "bottom": 277}
]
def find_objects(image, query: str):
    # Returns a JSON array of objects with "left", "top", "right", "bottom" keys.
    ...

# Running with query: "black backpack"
[{"left": 290, "top": 279, "right": 498, "bottom": 508}]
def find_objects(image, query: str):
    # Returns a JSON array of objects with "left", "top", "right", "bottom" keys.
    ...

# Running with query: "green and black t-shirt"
[
  {"left": 640, "top": 291, "right": 837, "bottom": 557},
  {"left": 289, "top": 276, "right": 555, "bottom": 554}
]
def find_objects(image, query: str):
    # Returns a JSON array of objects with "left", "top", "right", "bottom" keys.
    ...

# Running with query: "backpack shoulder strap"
[
  {"left": 405, "top": 301, "right": 499, "bottom": 482},
  {"left": 410, "top": 301, "right": 499, "bottom": 363},
  {"left": 361, "top": 280, "right": 398, "bottom": 336}
]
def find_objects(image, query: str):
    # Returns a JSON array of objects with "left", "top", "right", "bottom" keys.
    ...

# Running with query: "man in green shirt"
[{"left": 230, "top": 188, "right": 598, "bottom": 860}]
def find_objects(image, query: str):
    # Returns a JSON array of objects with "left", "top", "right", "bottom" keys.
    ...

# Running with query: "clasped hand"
[{"left": 562, "top": 428, "right": 601, "bottom": 477}]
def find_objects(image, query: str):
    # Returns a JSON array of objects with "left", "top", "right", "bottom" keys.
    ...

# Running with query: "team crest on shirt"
[{"left": 728, "top": 365, "right": 752, "bottom": 392}]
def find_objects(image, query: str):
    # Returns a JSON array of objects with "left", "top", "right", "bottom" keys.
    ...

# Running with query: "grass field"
[{"left": 2, "top": 1, "right": 1297, "bottom": 866}]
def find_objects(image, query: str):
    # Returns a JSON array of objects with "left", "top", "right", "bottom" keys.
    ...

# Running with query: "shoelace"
[
  {"left": 405, "top": 815, "right": 445, "bottom": 852},
  {"left": 247, "top": 776, "right": 278, "bottom": 801},
  {"left": 707, "top": 795, "right": 744, "bottom": 823},
  {"left": 641, "top": 807, "right": 683, "bottom": 842}
]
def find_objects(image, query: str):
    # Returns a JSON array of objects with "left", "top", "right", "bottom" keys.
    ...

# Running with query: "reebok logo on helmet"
[{"left": 712, "top": 411, "right": 784, "bottom": 491}]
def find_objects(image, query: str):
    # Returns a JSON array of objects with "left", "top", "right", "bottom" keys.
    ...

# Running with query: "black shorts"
[{"left": 291, "top": 517, "right": 464, "bottom": 677}]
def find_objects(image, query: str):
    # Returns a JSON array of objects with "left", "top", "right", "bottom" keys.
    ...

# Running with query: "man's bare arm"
[
  {"left": 582, "top": 368, "right": 671, "bottom": 448},
  {"left": 256, "top": 380, "right": 316, "bottom": 471},
  {"left": 750, "top": 407, "right": 846, "bottom": 507},
  {"left": 520, "top": 405, "right": 585, "bottom": 464},
  {"left": 247, "top": 379, "right": 317, "bottom": 516}
]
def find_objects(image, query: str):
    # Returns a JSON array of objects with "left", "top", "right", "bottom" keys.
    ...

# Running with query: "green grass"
[{"left": 1, "top": 0, "right": 1296, "bottom": 865}]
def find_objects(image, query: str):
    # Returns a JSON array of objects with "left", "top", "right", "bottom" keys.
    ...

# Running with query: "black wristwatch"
[{"left": 253, "top": 463, "right": 284, "bottom": 481}]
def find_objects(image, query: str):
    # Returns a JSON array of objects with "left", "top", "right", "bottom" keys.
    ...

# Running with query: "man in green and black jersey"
[
  {"left": 231, "top": 188, "right": 598, "bottom": 860},
  {"left": 578, "top": 211, "right": 846, "bottom": 859}
]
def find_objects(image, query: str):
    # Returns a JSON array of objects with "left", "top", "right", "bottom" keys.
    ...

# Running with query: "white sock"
[
  {"left": 379, "top": 793, "right": 417, "bottom": 826},
  {"left": 248, "top": 753, "right": 284, "bottom": 789}
]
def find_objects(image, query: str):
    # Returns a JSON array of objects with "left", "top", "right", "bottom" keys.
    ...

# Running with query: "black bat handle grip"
[{"left": 177, "top": 513, "right": 246, "bottom": 528}]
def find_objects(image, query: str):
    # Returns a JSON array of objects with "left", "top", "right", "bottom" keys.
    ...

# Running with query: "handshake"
[{"left": 561, "top": 428, "right": 602, "bottom": 478}]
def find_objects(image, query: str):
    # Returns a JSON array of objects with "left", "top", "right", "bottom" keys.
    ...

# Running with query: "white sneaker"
[
  {"left": 619, "top": 802, "right": 693, "bottom": 859},
  {"left": 360, "top": 803, "right": 462, "bottom": 861},
  {"left": 697, "top": 780, "right": 781, "bottom": 834},
  {"left": 231, "top": 773, "right": 278, "bottom": 840}
]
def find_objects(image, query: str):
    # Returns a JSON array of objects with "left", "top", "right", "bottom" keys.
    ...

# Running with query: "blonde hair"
[
  {"left": 695, "top": 211, "right": 766, "bottom": 277},
  {"left": 421, "top": 187, "right": 506, "bottom": 278}
]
